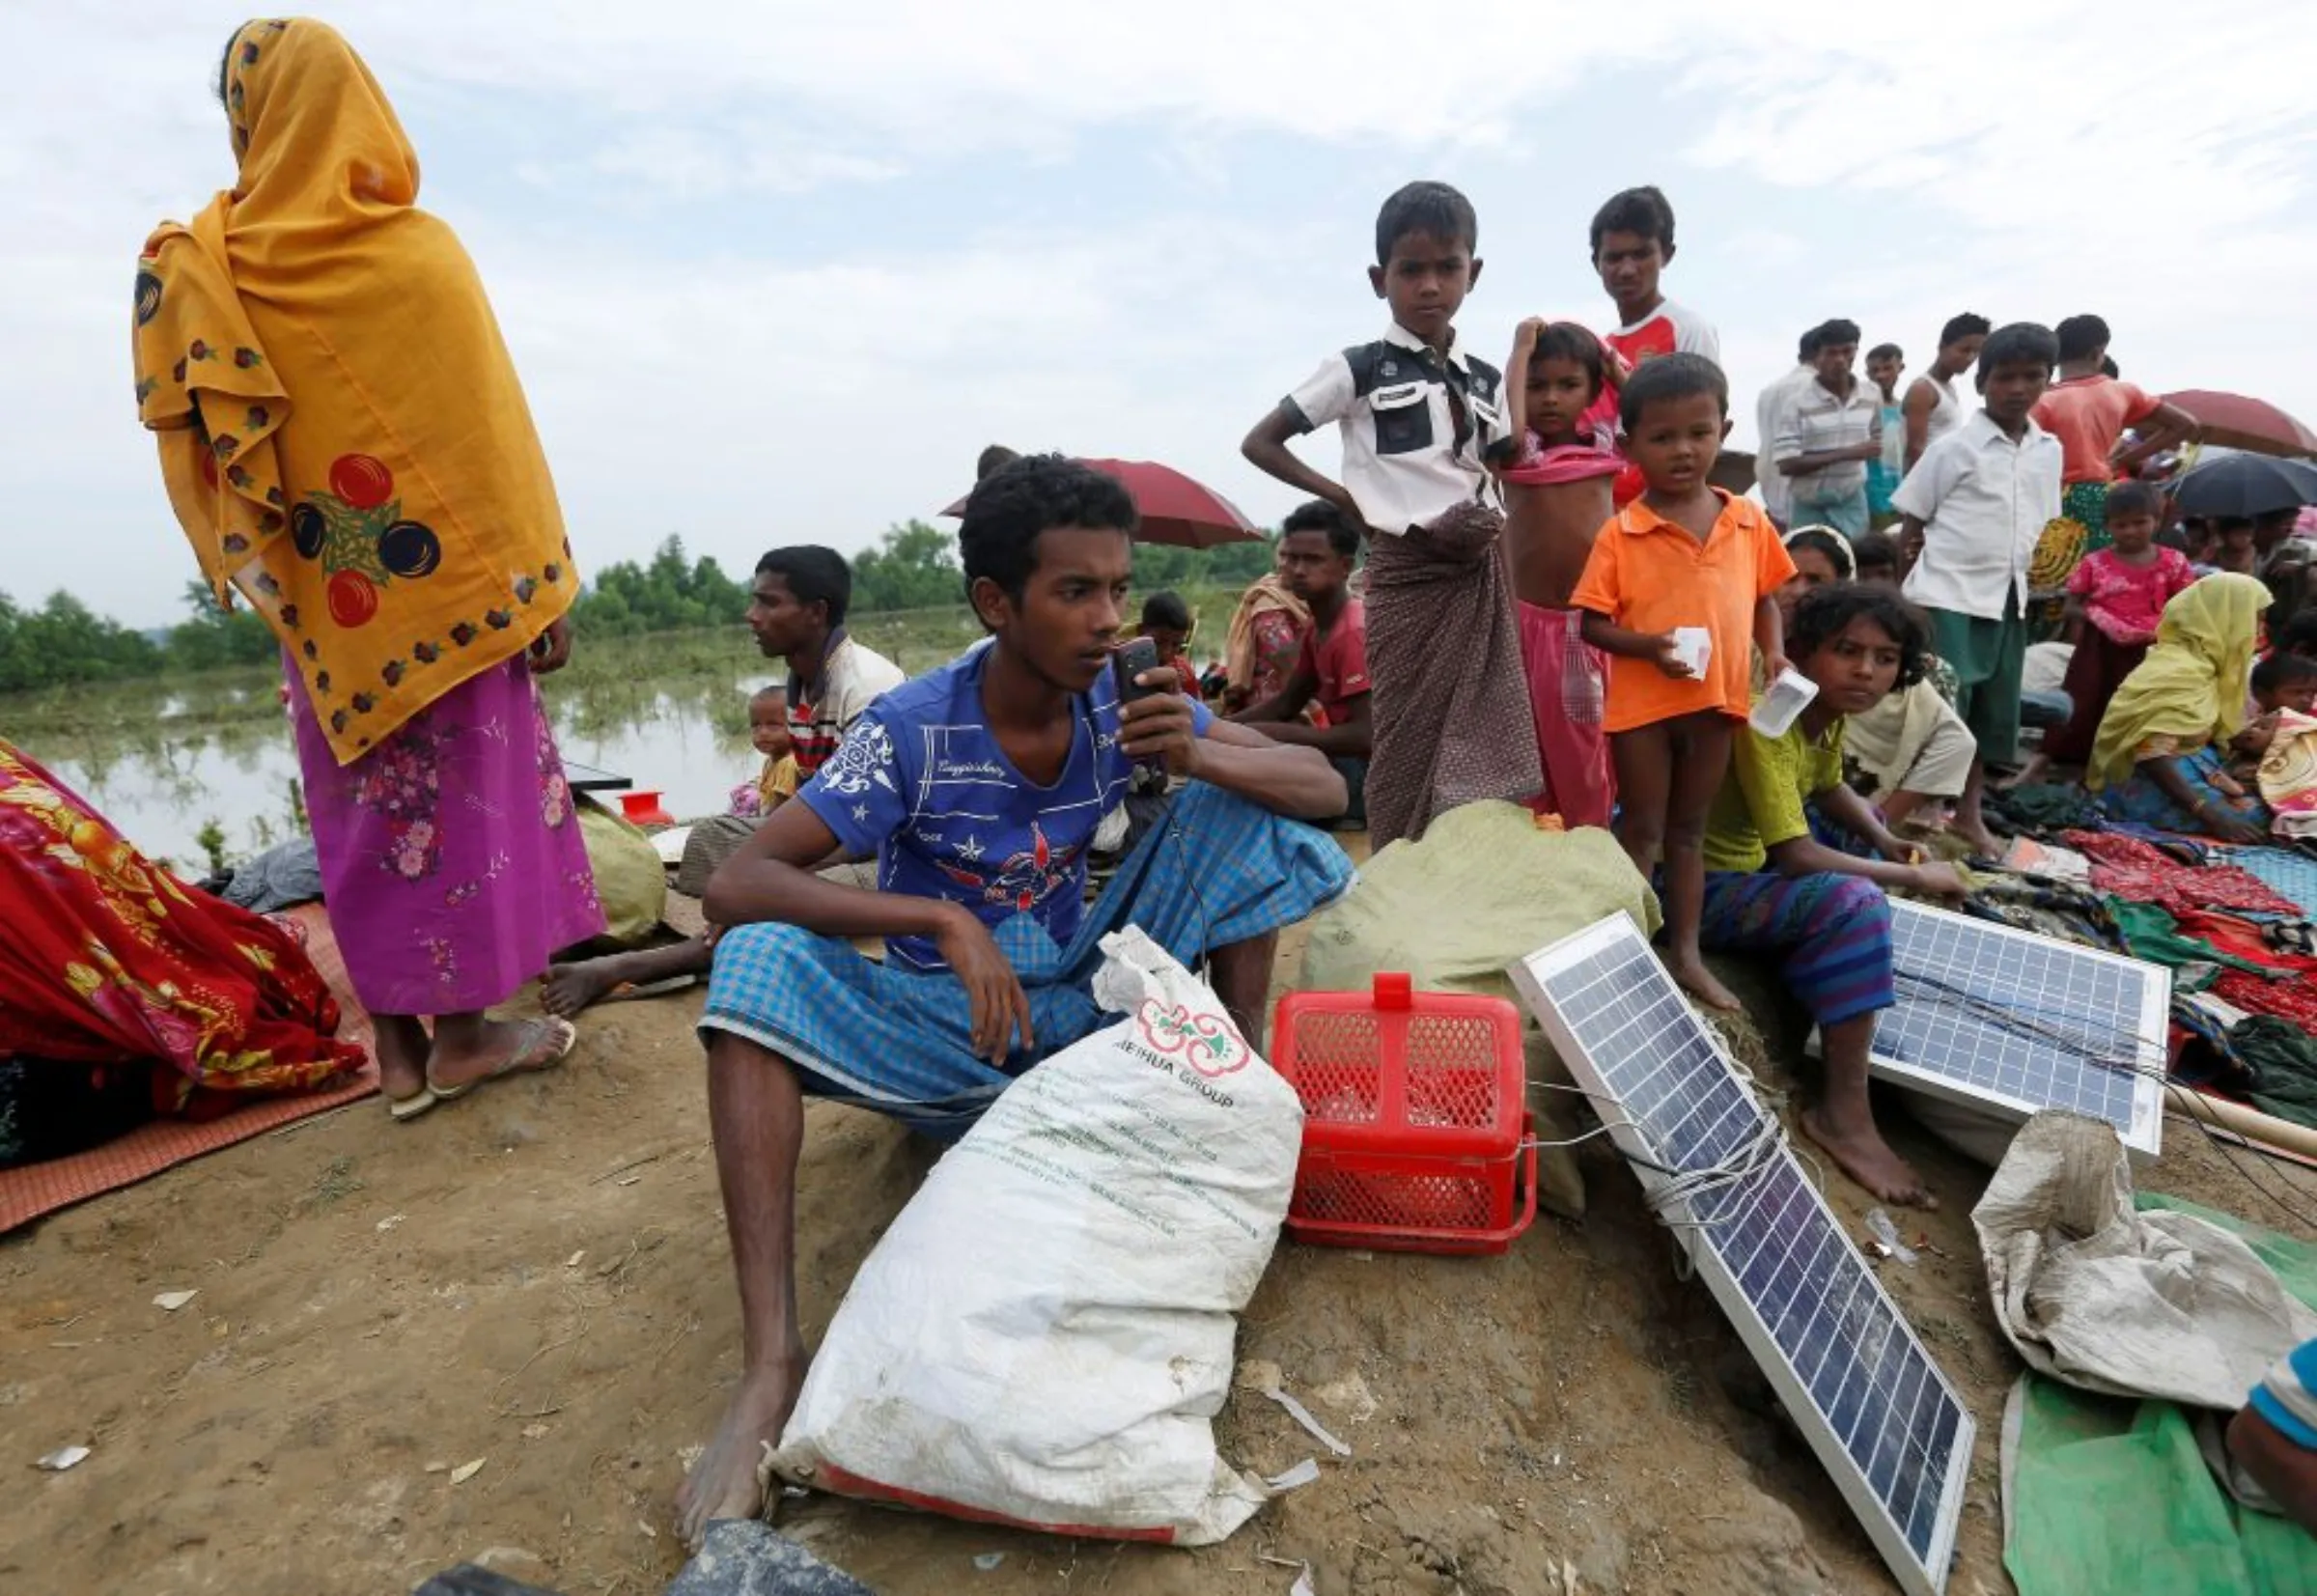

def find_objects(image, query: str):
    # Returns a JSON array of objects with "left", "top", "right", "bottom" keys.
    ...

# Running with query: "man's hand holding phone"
[{"left": 1113, "top": 638, "right": 1200, "bottom": 778}]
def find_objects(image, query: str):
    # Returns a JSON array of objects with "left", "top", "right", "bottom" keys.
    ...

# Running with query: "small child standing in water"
[
  {"left": 729, "top": 686, "right": 797, "bottom": 819},
  {"left": 1501, "top": 318, "right": 1625, "bottom": 828},
  {"left": 1573, "top": 354, "right": 1795, "bottom": 1009}
]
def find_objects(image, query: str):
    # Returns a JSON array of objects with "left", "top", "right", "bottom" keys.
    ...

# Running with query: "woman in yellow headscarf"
[
  {"left": 134, "top": 19, "right": 602, "bottom": 1117},
  {"left": 2088, "top": 572, "right": 2273, "bottom": 842}
]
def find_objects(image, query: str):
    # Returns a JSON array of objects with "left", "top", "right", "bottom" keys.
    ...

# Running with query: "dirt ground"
[{"left": 7, "top": 897, "right": 2317, "bottom": 1596}]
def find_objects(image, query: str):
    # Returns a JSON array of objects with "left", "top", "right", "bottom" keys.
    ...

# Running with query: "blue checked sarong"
[
  {"left": 1697, "top": 869, "right": 1896, "bottom": 1027},
  {"left": 698, "top": 782, "right": 1355, "bottom": 1137}
]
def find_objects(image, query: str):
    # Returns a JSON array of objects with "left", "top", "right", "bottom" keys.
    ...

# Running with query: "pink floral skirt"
[{"left": 289, "top": 655, "right": 603, "bottom": 1015}]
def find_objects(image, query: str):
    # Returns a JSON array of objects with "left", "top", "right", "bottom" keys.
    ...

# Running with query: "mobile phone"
[{"left": 1111, "top": 637, "right": 1163, "bottom": 705}]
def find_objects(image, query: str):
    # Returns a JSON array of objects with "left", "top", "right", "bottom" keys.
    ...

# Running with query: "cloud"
[
  {"left": 534, "top": 127, "right": 907, "bottom": 201},
  {"left": 6, "top": 0, "right": 2317, "bottom": 625}
]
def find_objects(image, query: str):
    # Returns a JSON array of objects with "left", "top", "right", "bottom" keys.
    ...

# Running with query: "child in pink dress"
[
  {"left": 2043, "top": 480, "right": 2196, "bottom": 766},
  {"left": 1500, "top": 318, "right": 1625, "bottom": 828}
]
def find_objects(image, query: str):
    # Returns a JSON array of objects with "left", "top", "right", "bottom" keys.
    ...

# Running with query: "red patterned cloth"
[
  {"left": 2217, "top": 969, "right": 2317, "bottom": 1035},
  {"left": 0, "top": 741, "right": 366, "bottom": 1111},
  {"left": 2060, "top": 830, "right": 2299, "bottom": 917}
]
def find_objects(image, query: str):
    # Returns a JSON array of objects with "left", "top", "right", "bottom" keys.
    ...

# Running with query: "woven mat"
[
  {"left": 0, "top": 902, "right": 379, "bottom": 1235},
  {"left": 2227, "top": 846, "right": 2317, "bottom": 919}
]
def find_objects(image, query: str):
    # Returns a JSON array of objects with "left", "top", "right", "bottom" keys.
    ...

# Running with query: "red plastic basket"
[{"left": 1271, "top": 973, "right": 1535, "bottom": 1255}]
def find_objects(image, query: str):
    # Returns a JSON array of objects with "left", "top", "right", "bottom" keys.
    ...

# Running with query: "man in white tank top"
[{"left": 1903, "top": 313, "right": 1991, "bottom": 469}]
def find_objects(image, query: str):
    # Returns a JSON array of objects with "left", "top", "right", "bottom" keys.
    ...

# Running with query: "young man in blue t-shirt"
[{"left": 673, "top": 455, "right": 1355, "bottom": 1543}]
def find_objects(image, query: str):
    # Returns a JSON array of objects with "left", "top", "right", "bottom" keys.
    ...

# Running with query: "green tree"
[
  {"left": 0, "top": 588, "right": 164, "bottom": 692},
  {"left": 166, "top": 580, "right": 278, "bottom": 672},
  {"left": 0, "top": 521, "right": 1289, "bottom": 700},
  {"left": 570, "top": 535, "right": 755, "bottom": 638},
  {"left": 851, "top": 520, "right": 964, "bottom": 612}
]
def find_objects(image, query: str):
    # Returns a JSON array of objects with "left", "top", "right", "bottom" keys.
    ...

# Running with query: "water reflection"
[
  {"left": 34, "top": 665, "right": 786, "bottom": 868},
  {"left": 20, "top": 609, "right": 997, "bottom": 869}
]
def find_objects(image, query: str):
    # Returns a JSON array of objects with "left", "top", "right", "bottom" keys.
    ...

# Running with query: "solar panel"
[
  {"left": 1510, "top": 914, "right": 1974, "bottom": 1596},
  {"left": 2225, "top": 846, "right": 2317, "bottom": 917},
  {"left": 1871, "top": 902, "right": 2166, "bottom": 1162}
]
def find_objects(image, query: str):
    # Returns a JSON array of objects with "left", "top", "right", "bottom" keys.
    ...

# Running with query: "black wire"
[
  {"left": 1888, "top": 966, "right": 2317, "bottom": 1229},
  {"left": 1160, "top": 796, "right": 1214, "bottom": 975},
  {"left": 2161, "top": 1078, "right": 2317, "bottom": 1233},
  {"left": 1888, "top": 966, "right": 2148, "bottom": 1076}
]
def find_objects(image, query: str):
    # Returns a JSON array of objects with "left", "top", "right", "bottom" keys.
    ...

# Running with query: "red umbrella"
[
  {"left": 2163, "top": 390, "right": 2317, "bottom": 460},
  {"left": 941, "top": 458, "right": 1263, "bottom": 547}
]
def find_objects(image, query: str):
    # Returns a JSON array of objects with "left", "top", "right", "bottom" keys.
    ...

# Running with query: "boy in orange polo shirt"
[{"left": 1574, "top": 354, "right": 1794, "bottom": 1010}]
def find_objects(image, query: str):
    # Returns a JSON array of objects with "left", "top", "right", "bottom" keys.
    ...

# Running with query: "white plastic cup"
[
  {"left": 1671, "top": 627, "right": 1713, "bottom": 678},
  {"left": 1749, "top": 667, "right": 1822, "bottom": 738}
]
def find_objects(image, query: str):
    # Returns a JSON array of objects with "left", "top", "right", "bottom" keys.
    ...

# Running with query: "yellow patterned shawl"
[
  {"left": 133, "top": 17, "right": 574, "bottom": 764},
  {"left": 2087, "top": 573, "right": 2270, "bottom": 791}
]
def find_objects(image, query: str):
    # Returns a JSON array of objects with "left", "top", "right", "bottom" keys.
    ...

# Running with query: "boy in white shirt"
[
  {"left": 1893, "top": 322, "right": 2065, "bottom": 772},
  {"left": 1242, "top": 181, "right": 1539, "bottom": 846}
]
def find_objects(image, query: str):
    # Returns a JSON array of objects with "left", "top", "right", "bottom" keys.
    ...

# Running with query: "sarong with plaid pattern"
[{"left": 698, "top": 782, "right": 1354, "bottom": 1138}]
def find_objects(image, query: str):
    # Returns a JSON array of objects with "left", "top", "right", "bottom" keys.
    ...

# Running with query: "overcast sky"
[{"left": 10, "top": 2, "right": 2314, "bottom": 627}]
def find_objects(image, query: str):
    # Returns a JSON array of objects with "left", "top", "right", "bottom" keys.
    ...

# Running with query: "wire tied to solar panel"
[
  {"left": 1898, "top": 966, "right": 2317, "bottom": 1230},
  {"left": 1629, "top": 1075, "right": 1794, "bottom": 1280},
  {"left": 1890, "top": 966, "right": 2147, "bottom": 1078},
  {"left": 1529, "top": 1059, "right": 1803, "bottom": 1279}
]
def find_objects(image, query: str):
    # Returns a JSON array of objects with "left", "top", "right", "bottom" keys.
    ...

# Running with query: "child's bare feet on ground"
[
  {"left": 676, "top": 1351, "right": 809, "bottom": 1551},
  {"left": 542, "top": 961, "right": 624, "bottom": 1019},
  {"left": 1801, "top": 1106, "right": 1937, "bottom": 1208},
  {"left": 1668, "top": 954, "right": 1743, "bottom": 1013}
]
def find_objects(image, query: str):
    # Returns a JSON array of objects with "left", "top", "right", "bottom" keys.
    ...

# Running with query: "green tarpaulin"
[{"left": 2003, "top": 1193, "right": 2317, "bottom": 1596}]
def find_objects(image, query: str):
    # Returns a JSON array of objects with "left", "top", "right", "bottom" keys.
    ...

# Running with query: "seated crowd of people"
[
  {"left": 641, "top": 180, "right": 2317, "bottom": 1533},
  {"left": 30, "top": 36, "right": 2317, "bottom": 1541}
]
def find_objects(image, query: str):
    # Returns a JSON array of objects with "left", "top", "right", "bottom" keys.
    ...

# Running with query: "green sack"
[
  {"left": 575, "top": 796, "right": 667, "bottom": 946},
  {"left": 1296, "top": 802, "right": 1659, "bottom": 1219},
  {"left": 2003, "top": 1192, "right": 2317, "bottom": 1596}
]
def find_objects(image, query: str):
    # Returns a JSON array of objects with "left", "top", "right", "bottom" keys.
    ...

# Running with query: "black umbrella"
[{"left": 2171, "top": 452, "right": 2317, "bottom": 519}]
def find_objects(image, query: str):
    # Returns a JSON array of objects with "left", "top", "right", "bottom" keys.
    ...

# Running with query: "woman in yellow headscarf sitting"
[
  {"left": 133, "top": 20, "right": 604, "bottom": 1117},
  {"left": 2087, "top": 573, "right": 2274, "bottom": 843}
]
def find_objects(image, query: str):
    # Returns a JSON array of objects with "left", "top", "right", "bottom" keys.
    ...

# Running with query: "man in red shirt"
[
  {"left": 1589, "top": 185, "right": 1721, "bottom": 370},
  {"left": 2030, "top": 314, "right": 2196, "bottom": 555},
  {"left": 1588, "top": 185, "right": 1720, "bottom": 507},
  {"left": 1233, "top": 500, "right": 1372, "bottom": 825}
]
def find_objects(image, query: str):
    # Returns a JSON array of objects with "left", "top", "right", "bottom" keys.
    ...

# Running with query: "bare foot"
[
  {"left": 428, "top": 1016, "right": 575, "bottom": 1096},
  {"left": 374, "top": 1015, "right": 432, "bottom": 1106},
  {"left": 2009, "top": 754, "right": 2050, "bottom": 789},
  {"left": 677, "top": 1357, "right": 808, "bottom": 1550},
  {"left": 1802, "top": 1106, "right": 1938, "bottom": 1208},
  {"left": 542, "top": 961, "right": 625, "bottom": 1019},
  {"left": 1667, "top": 955, "right": 1743, "bottom": 1013},
  {"left": 1954, "top": 819, "right": 2003, "bottom": 860}
]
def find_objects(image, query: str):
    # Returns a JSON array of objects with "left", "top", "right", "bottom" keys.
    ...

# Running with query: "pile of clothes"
[{"left": 1959, "top": 807, "right": 2317, "bottom": 1135}]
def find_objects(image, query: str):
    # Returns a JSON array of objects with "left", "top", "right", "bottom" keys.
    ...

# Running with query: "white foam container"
[
  {"left": 1671, "top": 627, "right": 1713, "bottom": 678},
  {"left": 1748, "top": 667, "right": 1821, "bottom": 738}
]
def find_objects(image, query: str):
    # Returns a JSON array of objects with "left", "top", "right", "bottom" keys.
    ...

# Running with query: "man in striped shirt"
[
  {"left": 1773, "top": 318, "right": 1883, "bottom": 541},
  {"left": 751, "top": 546, "right": 907, "bottom": 781},
  {"left": 542, "top": 546, "right": 902, "bottom": 1017}
]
